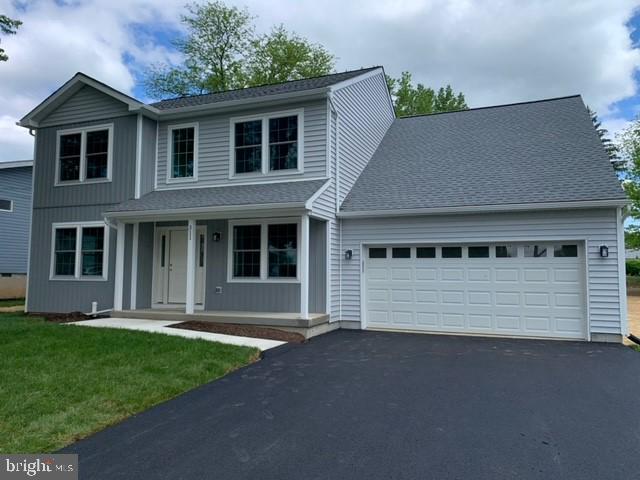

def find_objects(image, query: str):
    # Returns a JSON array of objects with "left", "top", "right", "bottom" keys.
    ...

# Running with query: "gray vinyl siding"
[
  {"left": 309, "top": 218, "right": 326, "bottom": 313},
  {"left": 26, "top": 205, "right": 116, "bottom": 313},
  {"left": 202, "top": 220, "right": 300, "bottom": 312},
  {"left": 156, "top": 100, "right": 328, "bottom": 188},
  {"left": 332, "top": 72, "right": 394, "bottom": 206},
  {"left": 140, "top": 117, "right": 157, "bottom": 196},
  {"left": 337, "top": 209, "right": 622, "bottom": 336},
  {"left": 0, "top": 166, "right": 32, "bottom": 274},
  {"left": 136, "top": 222, "right": 154, "bottom": 309},
  {"left": 39, "top": 85, "right": 130, "bottom": 127},
  {"left": 33, "top": 115, "right": 137, "bottom": 208}
]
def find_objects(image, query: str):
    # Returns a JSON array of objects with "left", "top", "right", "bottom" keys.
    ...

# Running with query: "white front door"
[
  {"left": 153, "top": 226, "right": 206, "bottom": 307},
  {"left": 364, "top": 243, "right": 587, "bottom": 340},
  {"left": 168, "top": 229, "right": 188, "bottom": 303}
]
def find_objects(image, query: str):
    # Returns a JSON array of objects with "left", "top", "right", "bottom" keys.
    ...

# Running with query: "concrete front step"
[{"left": 111, "top": 309, "right": 331, "bottom": 338}]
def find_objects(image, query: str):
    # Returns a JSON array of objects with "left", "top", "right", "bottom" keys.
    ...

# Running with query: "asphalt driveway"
[{"left": 62, "top": 330, "right": 640, "bottom": 479}]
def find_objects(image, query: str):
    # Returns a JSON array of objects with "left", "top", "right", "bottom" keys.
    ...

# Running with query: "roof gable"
[{"left": 19, "top": 73, "right": 148, "bottom": 128}]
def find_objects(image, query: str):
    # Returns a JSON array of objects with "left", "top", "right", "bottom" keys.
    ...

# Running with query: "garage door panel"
[{"left": 365, "top": 243, "right": 586, "bottom": 340}]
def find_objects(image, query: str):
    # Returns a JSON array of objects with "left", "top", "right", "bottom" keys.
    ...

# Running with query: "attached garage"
[{"left": 364, "top": 242, "right": 587, "bottom": 340}]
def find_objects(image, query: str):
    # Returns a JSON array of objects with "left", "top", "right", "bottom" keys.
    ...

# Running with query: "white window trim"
[
  {"left": 0, "top": 199, "right": 13, "bottom": 212},
  {"left": 229, "top": 108, "right": 304, "bottom": 179},
  {"left": 55, "top": 124, "right": 114, "bottom": 186},
  {"left": 166, "top": 122, "right": 199, "bottom": 184},
  {"left": 49, "top": 221, "right": 110, "bottom": 281},
  {"left": 227, "top": 218, "right": 301, "bottom": 283}
]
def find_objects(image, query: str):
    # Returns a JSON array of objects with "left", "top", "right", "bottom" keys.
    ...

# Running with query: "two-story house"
[{"left": 19, "top": 67, "right": 628, "bottom": 342}]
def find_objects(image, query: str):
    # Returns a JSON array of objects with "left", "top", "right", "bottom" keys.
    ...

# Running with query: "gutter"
[{"left": 337, "top": 199, "right": 630, "bottom": 218}]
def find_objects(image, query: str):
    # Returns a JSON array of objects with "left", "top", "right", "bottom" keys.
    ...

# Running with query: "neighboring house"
[
  {"left": 626, "top": 249, "right": 640, "bottom": 259},
  {"left": 18, "top": 67, "right": 628, "bottom": 342},
  {"left": 0, "top": 160, "right": 33, "bottom": 299}
]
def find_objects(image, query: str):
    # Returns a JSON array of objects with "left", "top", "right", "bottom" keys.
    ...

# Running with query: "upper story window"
[
  {"left": 167, "top": 123, "right": 198, "bottom": 182},
  {"left": 56, "top": 124, "right": 113, "bottom": 185},
  {"left": 230, "top": 109, "right": 303, "bottom": 178}
]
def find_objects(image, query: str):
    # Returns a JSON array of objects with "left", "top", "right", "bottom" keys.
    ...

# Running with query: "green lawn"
[
  {"left": 0, "top": 298, "right": 24, "bottom": 308},
  {"left": 0, "top": 314, "right": 259, "bottom": 453},
  {"left": 627, "top": 276, "right": 640, "bottom": 288}
]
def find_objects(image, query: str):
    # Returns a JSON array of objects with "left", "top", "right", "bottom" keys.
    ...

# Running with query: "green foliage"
[
  {"left": 386, "top": 71, "right": 468, "bottom": 117},
  {"left": 144, "top": 2, "right": 335, "bottom": 99},
  {"left": 588, "top": 107, "right": 623, "bottom": 171},
  {"left": 618, "top": 119, "right": 640, "bottom": 219},
  {"left": 0, "top": 14, "right": 22, "bottom": 62},
  {"left": 0, "top": 314, "right": 257, "bottom": 452},
  {"left": 626, "top": 226, "right": 640, "bottom": 249},
  {"left": 246, "top": 25, "right": 335, "bottom": 86},
  {"left": 626, "top": 259, "right": 640, "bottom": 276}
]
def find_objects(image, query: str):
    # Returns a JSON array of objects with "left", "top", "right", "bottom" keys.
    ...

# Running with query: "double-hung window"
[
  {"left": 57, "top": 125, "right": 112, "bottom": 184},
  {"left": 168, "top": 123, "right": 198, "bottom": 181},
  {"left": 51, "top": 222, "right": 108, "bottom": 280},
  {"left": 231, "top": 110, "right": 303, "bottom": 177},
  {"left": 229, "top": 220, "right": 299, "bottom": 281}
]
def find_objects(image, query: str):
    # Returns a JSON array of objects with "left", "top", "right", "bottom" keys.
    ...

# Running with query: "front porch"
[{"left": 107, "top": 205, "right": 331, "bottom": 337}]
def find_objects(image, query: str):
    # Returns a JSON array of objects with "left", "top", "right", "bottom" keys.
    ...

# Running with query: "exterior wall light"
[
  {"left": 345, "top": 249, "right": 353, "bottom": 260},
  {"left": 599, "top": 245, "right": 609, "bottom": 257},
  {"left": 212, "top": 232, "right": 221, "bottom": 242}
]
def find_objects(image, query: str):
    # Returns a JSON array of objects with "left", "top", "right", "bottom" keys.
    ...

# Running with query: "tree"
[
  {"left": 618, "top": 119, "right": 640, "bottom": 224},
  {"left": 588, "top": 107, "right": 623, "bottom": 171},
  {"left": 144, "top": 2, "right": 335, "bottom": 99},
  {"left": 0, "top": 14, "right": 22, "bottom": 62},
  {"left": 386, "top": 71, "right": 468, "bottom": 117},
  {"left": 246, "top": 25, "right": 335, "bottom": 86}
]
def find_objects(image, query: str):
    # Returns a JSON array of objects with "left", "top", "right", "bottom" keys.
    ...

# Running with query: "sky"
[{"left": 1, "top": 0, "right": 640, "bottom": 162}]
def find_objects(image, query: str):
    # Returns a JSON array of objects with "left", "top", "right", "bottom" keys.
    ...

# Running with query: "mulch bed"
[
  {"left": 31, "top": 311, "right": 94, "bottom": 323},
  {"left": 168, "top": 321, "right": 306, "bottom": 344}
]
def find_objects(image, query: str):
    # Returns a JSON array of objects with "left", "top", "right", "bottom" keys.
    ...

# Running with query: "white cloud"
[{"left": 0, "top": 0, "right": 639, "bottom": 161}]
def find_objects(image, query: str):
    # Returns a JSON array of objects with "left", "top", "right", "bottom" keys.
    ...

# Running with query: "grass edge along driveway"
[{"left": 0, "top": 313, "right": 259, "bottom": 453}]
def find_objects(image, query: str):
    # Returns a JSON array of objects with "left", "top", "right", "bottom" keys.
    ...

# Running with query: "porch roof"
[{"left": 104, "top": 179, "right": 328, "bottom": 218}]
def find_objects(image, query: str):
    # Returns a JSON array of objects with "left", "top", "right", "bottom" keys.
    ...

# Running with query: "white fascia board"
[
  {"left": 0, "top": 160, "right": 33, "bottom": 169},
  {"left": 337, "top": 199, "right": 630, "bottom": 218},
  {"left": 328, "top": 67, "right": 385, "bottom": 92},
  {"left": 104, "top": 202, "right": 310, "bottom": 221},
  {"left": 305, "top": 179, "right": 333, "bottom": 210}
]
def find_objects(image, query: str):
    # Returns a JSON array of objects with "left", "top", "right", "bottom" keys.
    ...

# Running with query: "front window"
[
  {"left": 170, "top": 126, "right": 195, "bottom": 179},
  {"left": 229, "top": 220, "right": 299, "bottom": 281},
  {"left": 57, "top": 126, "right": 111, "bottom": 184},
  {"left": 233, "top": 225, "right": 261, "bottom": 278},
  {"left": 268, "top": 224, "right": 297, "bottom": 278},
  {"left": 52, "top": 223, "right": 108, "bottom": 279},
  {"left": 54, "top": 228, "right": 77, "bottom": 276},
  {"left": 269, "top": 116, "right": 298, "bottom": 171},
  {"left": 234, "top": 120, "right": 262, "bottom": 174}
]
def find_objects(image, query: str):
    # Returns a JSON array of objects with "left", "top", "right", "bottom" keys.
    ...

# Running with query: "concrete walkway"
[{"left": 68, "top": 318, "right": 285, "bottom": 351}]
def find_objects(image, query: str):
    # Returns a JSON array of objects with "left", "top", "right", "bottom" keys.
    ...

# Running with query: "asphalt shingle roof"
[
  {"left": 341, "top": 96, "right": 627, "bottom": 212},
  {"left": 107, "top": 179, "right": 327, "bottom": 213},
  {"left": 151, "top": 67, "right": 380, "bottom": 110}
]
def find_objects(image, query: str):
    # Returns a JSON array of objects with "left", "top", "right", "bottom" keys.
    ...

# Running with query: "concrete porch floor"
[{"left": 111, "top": 309, "right": 333, "bottom": 339}]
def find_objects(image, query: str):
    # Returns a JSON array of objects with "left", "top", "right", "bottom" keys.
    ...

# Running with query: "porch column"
[
  {"left": 300, "top": 214, "right": 310, "bottom": 320},
  {"left": 130, "top": 222, "right": 139, "bottom": 310},
  {"left": 185, "top": 219, "right": 197, "bottom": 315},
  {"left": 113, "top": 221, "right": 125, "bottom": 311}
]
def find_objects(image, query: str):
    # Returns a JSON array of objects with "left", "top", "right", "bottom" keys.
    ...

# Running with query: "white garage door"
[{"left": 364, "top": 243, "right": 586, "bottom": 340}]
